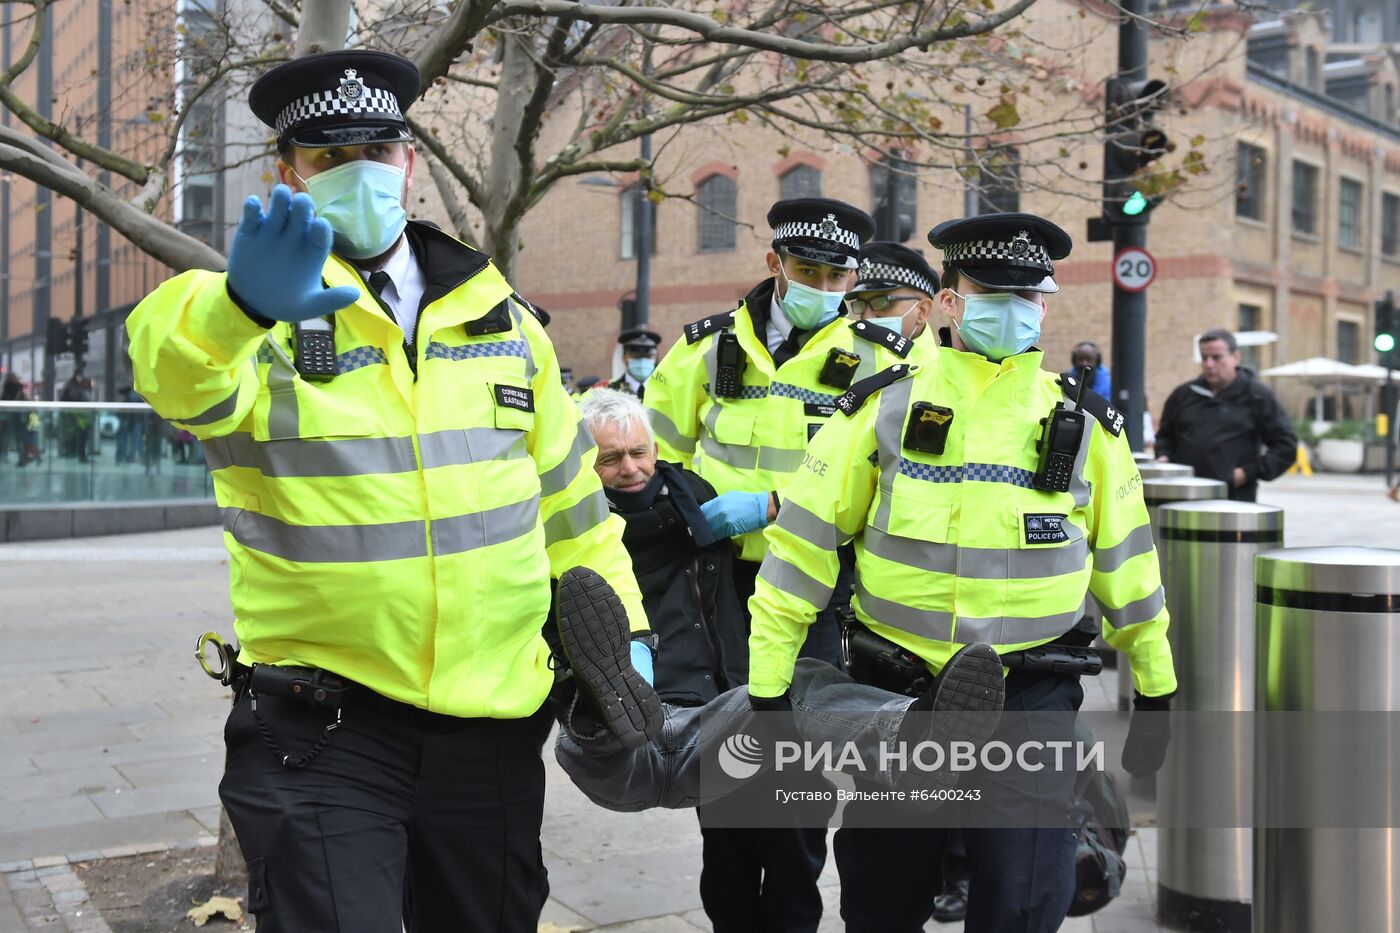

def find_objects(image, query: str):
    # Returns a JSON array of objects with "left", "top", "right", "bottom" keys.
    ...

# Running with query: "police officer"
[
  {"left": 846, "top": 241, "right": 941, "bottom": 364},
  {"left": 644, "top": 197, "right": 916, "bottom": 931},
  {"left": 607, "top": 327, "right": 662, "bottom": 399},
  {"left": 127, "top": 50, "right": 658, "bottom": 932},
  {"left": 746, "top": 212, "right": 1176, "bottom": 933}
]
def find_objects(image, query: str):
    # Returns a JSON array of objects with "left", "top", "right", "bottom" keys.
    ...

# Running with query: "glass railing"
[{"left": 0, "top": 401, "right": 213, "bottom": 505}]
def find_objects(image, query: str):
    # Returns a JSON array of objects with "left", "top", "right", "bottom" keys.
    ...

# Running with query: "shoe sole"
[
  {"left": 556, "top": 567, "right": 663, "bottom": 750},
  {"left": 898, "top": 644, "right": 1006, "bottom": 800}
]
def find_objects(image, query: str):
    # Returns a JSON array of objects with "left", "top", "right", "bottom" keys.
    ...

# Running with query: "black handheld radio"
[
  {"left": 1032, "top": 369, "right": 1088, "bottom": 492},
  {"left": 713, "top": 332, "right": 746, "bottom": 398},
  {"left": 294, "top": 318, "right": 337, "bottom": 382}
]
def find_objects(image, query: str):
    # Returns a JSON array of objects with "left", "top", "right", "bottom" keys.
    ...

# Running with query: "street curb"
[{"left": 0, "top": 834, "right": 218, "bottom": 875}]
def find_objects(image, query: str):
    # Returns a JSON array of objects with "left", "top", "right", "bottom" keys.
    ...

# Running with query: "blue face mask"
[
  {"left": 778, "top": 265, "right": 846, "bottom": 330},
  {"left": 952, "top": 290, "right": 1043, "bottom": 362},
  {"left": 627, "top": 357, "right": 656, "bottom": 381},
  {"left": 297, "top": 160, "right": 407, "bottom": 259},
  {"left": 865, "top": 303, "right": 916, "bottom": 337}
]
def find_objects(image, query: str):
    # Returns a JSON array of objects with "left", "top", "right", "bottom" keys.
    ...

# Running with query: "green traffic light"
[
  {"left": 1377, "top": 333, "right": 1396, "bottom": 353},
  {"left": 1122, "top": 191, "right": 1148, "bottom": 216}
]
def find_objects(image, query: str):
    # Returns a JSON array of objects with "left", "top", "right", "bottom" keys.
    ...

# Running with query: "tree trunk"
[
  {"left": 214, "top": 806, "right": 247, "bottom": 891},
  {"left": 296, "top": 0, "right": 352, "bottom": 55}
]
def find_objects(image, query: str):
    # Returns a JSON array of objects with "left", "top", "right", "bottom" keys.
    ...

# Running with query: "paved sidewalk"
[{"left": 3, "top": 479, "right": 1397, "bottom": 931}]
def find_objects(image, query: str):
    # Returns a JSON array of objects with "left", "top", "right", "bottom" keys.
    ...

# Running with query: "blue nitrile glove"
[
  {"left": 226, "top": 184, "right": 362, "bottom": 323},
  {"left": 630, "top": 639, "right": 655, "bottom": 686},
  {"left": 700, "top": 491, "right": 770, "bottom": 539}
]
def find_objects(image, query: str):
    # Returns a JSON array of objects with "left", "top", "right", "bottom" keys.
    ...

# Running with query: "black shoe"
[
  {"left": 555, "top": 567, "right": 662, "bottom": 750},
  {"left": 894, "top": 644, "right": 1006, "bottom": 796},
  {"left": 931, "top": 878, "right": 970, "bottom": 923}
]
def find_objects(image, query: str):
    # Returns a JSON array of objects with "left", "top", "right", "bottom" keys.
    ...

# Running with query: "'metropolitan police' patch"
[{"left": 1024, "top": 513, "right": 1069, "bottom": 544}]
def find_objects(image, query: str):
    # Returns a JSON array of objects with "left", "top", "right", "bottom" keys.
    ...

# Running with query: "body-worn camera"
[
  {"left": 903, "top": 402, "right": 955, "bottom": 456},
  {"left": 818, "top": 348, "right": 862, "bottom": 390}
]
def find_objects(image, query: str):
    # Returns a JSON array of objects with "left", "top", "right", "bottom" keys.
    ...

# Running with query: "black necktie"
[{"left": 368, "top": 271, "right": 392, "bottom": 301}]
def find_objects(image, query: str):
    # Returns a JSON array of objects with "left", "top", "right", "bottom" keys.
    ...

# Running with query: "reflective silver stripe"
[
  {"left": 774, "top": 502, "right": 841, "bottom": 551},
  {"left": 539, "top": 422, "right": 595, "bottom": 498},
  {"left": 863, "top": 526, "right": 1090, "bottom": 580},
  {"left": 204, "top": 432, "right": 418, "bottom": 477},
  {"left": 1068, "top": 406, "right": 1095, "bottom": 508},
  {"left": 432, "top": 497, "right": 540, "bottom": 555},
  {"left": 1098, "top": 586, "right": 1167, "bottom": 629},
  {"left": 544, "top": 489, "right": 610, "bottom": 545},
  {"left": 758, "top": 555, "right": 832, "bottom": 608},
  {"left": 871, "top": 376, "right": 916, "bottom": 531},
  {"left": 264, "top": 337, "right": 299, "bottom": 439},
  {"left": 506, "top": 301, "right": 539, "bottom": 381},
  {"left": 1093, "top": 523, "right": 1155, "bottom": 573},
  {"left": 647, "top": 409, "right": 697, "bottom": 455},
  {"left": 419, "top": 427, "right": 528, "bottom": 470},
  {"left": 227, "top": 508, "right": 427, "bottom": 563},
  {"left": 180, "top": 387, "right": 240, "bottom": 426},
  {"left": 855, "top": 576, "right": 954, "bottom": 641},
  {"left": 699, "top": 435, "right": 804, "bottom": 473},
  {"left": 953, "top": 608, "right": 1084, "bottom": 646}
]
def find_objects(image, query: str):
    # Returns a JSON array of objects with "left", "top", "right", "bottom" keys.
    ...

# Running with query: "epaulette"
[
  {"left": 513, "top": 292, "right": 549, "bottom": 328},
  {"left": 849, "top": 320, "right": 912, "bottom": 359},
  {"left": 1060, "top": 374, "right": 1124, "bottom": 437},
  {"left": 683, "top": 309, "right": 737, "bottom": 345},
  {"left": 466, "top": 299, "right": 514, "bottom": 337},
  {"left": 835, "top": 363, "right": 917, "bottom": 417}
]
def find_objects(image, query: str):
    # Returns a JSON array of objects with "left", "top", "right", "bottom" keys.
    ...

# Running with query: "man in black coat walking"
[{"left": 1156, "top": 328, "right": 1297, "bottom": 501}]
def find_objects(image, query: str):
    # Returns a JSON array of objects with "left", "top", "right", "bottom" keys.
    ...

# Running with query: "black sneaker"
[
  {"left": 893, "top": 644, "right": 1006, "bottom": 798},
  {"left": 555, "top": 567, "right": 663, "bottom": 750}
]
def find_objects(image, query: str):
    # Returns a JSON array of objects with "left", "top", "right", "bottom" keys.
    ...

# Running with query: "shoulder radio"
[{"left": 1033, "top": 369, "right": 1089, "bottom": 492}]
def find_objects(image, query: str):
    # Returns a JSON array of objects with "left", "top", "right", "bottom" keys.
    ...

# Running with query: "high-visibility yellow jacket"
[
  {"left": 127, "top": 223, "right": 646, "bottom": 719},
  {"left": 644, "top": 279, "right": 915, "bottom": 563},
  {"left": 748, "top": 340, "right": 1176, "bottom": 699}
]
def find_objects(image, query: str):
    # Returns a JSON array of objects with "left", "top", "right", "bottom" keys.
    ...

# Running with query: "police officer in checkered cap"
[
  {"left": 847, "top": 241, "right": 942, "bottom": 358},
  {"left": 926, "top": 211, "right": 1072, "bottom": 361},
  {"left": 129, "top": 47, "right": 666, "bottom": 933}
]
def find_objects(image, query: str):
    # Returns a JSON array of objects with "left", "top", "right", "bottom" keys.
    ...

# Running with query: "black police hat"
[
  {"left": 249, "top": 49, "right": 420, "bottom": 150},
  {"left": 618, "top": 328, "right": 661, "bottom": 352},
  {"left": 767, "top": 198, "right": 875, "bottom": 270},
  {"left": 926, "top": 212, "right": 1072, "bottom": 294},
  {"left": 852, "top": 242, "right": 941, "bottom": 296}
]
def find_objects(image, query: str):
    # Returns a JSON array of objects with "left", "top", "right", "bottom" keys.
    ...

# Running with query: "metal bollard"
[
  {"left": 1253, "top": 547, "right": 1400, "bottom": 933},
  {"left": 1156, "top": 501, "right": 1283, "bottom": 932},
  {"left": 1118, "top": 476, "right": 1228, "bottom": 710},
  {"left": 1137, "top": 462, "right": 1195, "bottom": 481}
]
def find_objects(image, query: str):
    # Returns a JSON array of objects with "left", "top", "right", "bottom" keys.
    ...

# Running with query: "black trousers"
[
  {"left": 220, "top": 689, "right": 552, "bottom": 933},
  {"left": 835, "top": 671, "right": 1084, "bottom": 933}
]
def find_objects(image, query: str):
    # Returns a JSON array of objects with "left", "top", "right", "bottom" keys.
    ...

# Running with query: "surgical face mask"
[
  {"left": 295, "top": 160, "right": 407, "bottom": 259},
  {"left": 778, "top": 264, "right": 846, "bottom": 330},
  {"left": 950, "top": 289, "right": 1043, "bottom": 362},
  {"left": 627, "top": 356, "right": 656, "bottom": 381},
  {"left": 865, "top": 302, "right": 919, "bottom": 336}
]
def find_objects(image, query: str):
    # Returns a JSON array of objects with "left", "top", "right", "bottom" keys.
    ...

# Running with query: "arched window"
[
  {"left": 779, "top": 164, "right": 822, "bottom": 199},
  {"left": 697, "top": 175, "right": 737, "bottom": 252}
]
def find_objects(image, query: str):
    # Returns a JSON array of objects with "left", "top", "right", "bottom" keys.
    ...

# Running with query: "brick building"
[{"left": 509, "top": 4, "right": 1400, "bottom": 424}]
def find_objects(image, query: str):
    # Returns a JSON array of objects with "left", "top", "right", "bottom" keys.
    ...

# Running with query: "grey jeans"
[{"left": 555, "top": 659, "right": 913, "bottom": 811}]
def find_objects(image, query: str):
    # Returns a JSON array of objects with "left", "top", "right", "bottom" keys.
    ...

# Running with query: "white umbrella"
[{"left": 1258, "top": 357, "right": 1373, "bottom": 382}]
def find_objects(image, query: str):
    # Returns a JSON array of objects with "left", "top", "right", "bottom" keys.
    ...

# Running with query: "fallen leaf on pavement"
[{"left": 187, "top": 895, "right": 244, "bottom": 926}]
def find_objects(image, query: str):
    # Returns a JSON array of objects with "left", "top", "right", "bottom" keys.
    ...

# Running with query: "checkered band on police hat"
[
  {"left": 772, "top": 213, "right": 862, "bottom": 251},
  {"left": 856, "top": 260, "right": 937, "bottom": 295},
  {"left": 275, "top": 72, "right": 403, "bottom": 136},
  {"left": 941, "top": 230, "right": 1052, "bottom": 270}
]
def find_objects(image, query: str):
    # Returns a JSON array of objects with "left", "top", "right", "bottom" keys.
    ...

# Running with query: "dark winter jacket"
[
  {"left": 1155, "top": 368, "right": 1297, "bottom": 501},
  {"left": 606, "top": 461, "right": 748, "bottom": 706}
]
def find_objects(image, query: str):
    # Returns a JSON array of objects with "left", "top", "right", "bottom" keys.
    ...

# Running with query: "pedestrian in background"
[
  {"left": 1155, "top": 328, "right": 1296, "bottom": 501},
  {"left": 1062, "top": 340, "right": 1111, "bottom": 399}
]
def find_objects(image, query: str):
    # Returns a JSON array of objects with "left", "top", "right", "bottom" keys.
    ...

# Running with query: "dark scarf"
[{"left": 604, "top": 461, "right": 716, "bottom": 548}]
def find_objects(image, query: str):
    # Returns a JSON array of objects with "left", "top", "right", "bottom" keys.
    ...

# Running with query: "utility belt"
[{"left": 839, "top": 610, "right": 1102, "bottom": 699}]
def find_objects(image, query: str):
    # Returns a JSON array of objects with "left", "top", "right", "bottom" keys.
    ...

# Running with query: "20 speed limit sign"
[{"left": 1112, "top": 247, "right": 1157, "bottom": 292}]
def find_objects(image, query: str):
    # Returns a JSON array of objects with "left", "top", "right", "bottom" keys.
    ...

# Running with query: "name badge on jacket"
[{"left": 494, "top": 384, "right": 535, "bottom": 412}]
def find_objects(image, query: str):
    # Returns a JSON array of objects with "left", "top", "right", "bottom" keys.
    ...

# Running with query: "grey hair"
[{"left": 578, "top": 387, "right": 654, "bottom": 444}]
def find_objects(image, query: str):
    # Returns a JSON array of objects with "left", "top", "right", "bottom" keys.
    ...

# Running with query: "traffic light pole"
[{"left": 1110, "top": 0, "right": 1149, "bottom": 452}]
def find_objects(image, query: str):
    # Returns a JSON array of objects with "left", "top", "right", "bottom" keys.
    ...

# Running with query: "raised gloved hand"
[
  {"left": 700, "top": 491, "right": 770, "bottom": 539},
  {"left": 226, "top": 184, "right": 362, "bottom": 323},
  {"left": 1121, "top": 692, "right": 1172, "bottom": 777},
  {"left": 629, "top": 638, "right": 655, "bottom": 687}
]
